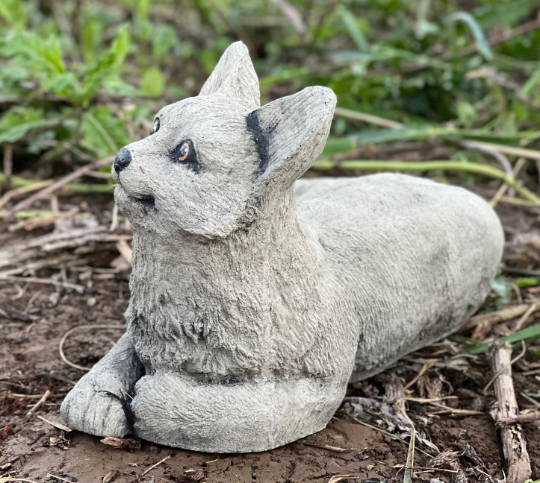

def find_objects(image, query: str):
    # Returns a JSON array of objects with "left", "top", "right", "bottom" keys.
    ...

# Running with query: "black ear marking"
[
  {"left": 170, "top": 139, "right": 201, "bottom": 173},
  {"left": 246, "top": 111, "right": 278, "bottom": 176},
  {"left": 150, "top": 117, "right": 160, "bottom": 135}
]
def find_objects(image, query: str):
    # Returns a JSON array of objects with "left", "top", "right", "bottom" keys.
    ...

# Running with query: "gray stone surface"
[{"left": 61, "top": 41, "right": 504, "bottom": 452}]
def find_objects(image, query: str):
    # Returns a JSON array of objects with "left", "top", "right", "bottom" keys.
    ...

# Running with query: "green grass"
[{"left": 0, "top": 0, "right": 539, "bottom": 183}]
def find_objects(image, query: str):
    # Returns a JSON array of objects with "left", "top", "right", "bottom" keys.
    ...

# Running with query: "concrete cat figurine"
[{"left": 61, "top": 41, "right": 504, "bottom": 452}]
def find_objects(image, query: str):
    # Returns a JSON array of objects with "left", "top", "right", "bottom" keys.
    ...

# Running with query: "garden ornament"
[{"left": 61, "top": 41, "right": 504, "bottom": 452}]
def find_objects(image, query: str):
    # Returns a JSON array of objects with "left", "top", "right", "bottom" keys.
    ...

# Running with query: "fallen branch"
[
  {"left": 483, "top": 341, "right": 526, "bottom": 394},
  {"left": 4, "top": 155, "right": 115, "bottom": 216},
  {"left": 0, "top": 225, "right": 132, "bottom": 277},
  {"left": 458, "top": 302, "right": 540, "bottom": 334},
  {"left": 0, "top": 173, "right": 114, "bottom": 195},
  {"left": 0, "top": 180, "right": 54, "bottom": 209},
  {"left": 489, "top": 343, "right": 532, "bottom": 483},
  {"left": 496, "top": 410, "right": 540, "bottom": 426}
]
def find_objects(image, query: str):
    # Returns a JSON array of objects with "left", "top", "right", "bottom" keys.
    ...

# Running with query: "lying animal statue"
[{"left": 61, "top": 41, "right": 504, "bottom": 452}]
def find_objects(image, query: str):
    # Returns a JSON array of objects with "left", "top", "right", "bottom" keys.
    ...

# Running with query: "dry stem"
[{"left": 489, "top": 343, "right": 532, "bottom": 483}]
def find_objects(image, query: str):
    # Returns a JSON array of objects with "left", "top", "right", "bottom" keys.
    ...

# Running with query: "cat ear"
[
  {"left": 248, "top": 86, "right": 336, "bottom": 189},
  {"left": 199, "top": 41, "right": 260, "bottom": 111}
]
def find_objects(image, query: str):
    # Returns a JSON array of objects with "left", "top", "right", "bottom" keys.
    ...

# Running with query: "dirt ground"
[{"left": 1, "top": 187, "right": 540, "bottom": 483}]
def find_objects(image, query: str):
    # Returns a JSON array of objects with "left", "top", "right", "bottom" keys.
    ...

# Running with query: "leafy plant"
[{"left": 0, "top": 0, "right": 539, "bottom": 184}]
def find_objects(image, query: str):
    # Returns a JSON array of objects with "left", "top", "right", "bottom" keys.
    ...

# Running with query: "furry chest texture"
[{"left": 125, "top": 233, "right": 341, "bottom": 382}]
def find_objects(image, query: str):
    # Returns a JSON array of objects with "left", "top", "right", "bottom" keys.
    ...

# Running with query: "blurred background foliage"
[{"left": 0, "top": 0, "right": 539, "bottom": 185}]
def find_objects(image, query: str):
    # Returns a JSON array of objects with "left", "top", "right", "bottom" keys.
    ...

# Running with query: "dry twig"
[
  {"left": 37, "top": 415, "right": 72, "bottom": 432},
  {"left": 459, "top": 302, "right": 540, "bottom": 334},
  {"left": 328, "top": 476, "right": 359, "bottom": 483},
  {"left": 45, "top": 474, "right": 74, "bottom": 483},
  {"left": 116, "top": 239, "right": 132, "bottom": 265},
  {"left": 298, "top": 440, "right": 348, "bottom": 453},
  {"left": 59, "top": 324, "right": 125, "bottom": 371},
  {"left": 26, "top": 389, "right": 50, "bottom": 418},
  {"left": 489, "top": 343, "right": 532, "bottom": 483},
  {"left": 490, "top": 158, "right": 526, "bottom": 208},
  {"left": 0, "top": 276, "right": 85, "bottom": 293},
  {"left": 513, "top": 303, "right": 538, "bottom": 331},
  {"left": 3, "top": 145, "right": 13, "bottom": 182},
  {"left": 483, "top": 341, "right": 526, "bottom": 394},
  {"left": 404, "top": 362, "right": 433, "bottom": 389},
  {"left": 0, "top": 180, "right": 53, "bottom": 209},
  {"left": 141, "top": 455, "right": 171, "bottom": 477},
  {"left": 6, "top": 155, "right": 114, "bottom": 216},
  {"left": 496, "top": 410, "right": 540, "bottom": 426}
]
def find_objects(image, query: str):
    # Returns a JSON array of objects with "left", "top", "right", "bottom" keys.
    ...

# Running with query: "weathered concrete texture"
[{"left": 61, "top": 41, "right": 504, "bottom": 452}]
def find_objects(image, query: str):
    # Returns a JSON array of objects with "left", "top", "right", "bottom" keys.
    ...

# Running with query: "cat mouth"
[
  {"left": 134, "top": 195, "right": 156, "bottom": 211},
  {"left": 115, "top": 184, "right": 157, "bottom": 214}
]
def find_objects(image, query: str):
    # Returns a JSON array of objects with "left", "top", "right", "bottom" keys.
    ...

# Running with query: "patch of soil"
[
  {"left": 0, "top": 278, "right": 519, "bottom": 483},
  {"left": 0, "top": 281, "right": 405, "bottom": 483},
  {"left": 1, "top": 188, "right": 540, "bottom": 483}
]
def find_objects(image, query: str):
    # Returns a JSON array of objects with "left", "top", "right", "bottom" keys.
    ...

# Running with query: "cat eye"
[
  {"left": 178, "top": 142, "right": 189, "bottom": 161},
  {"left": 170, "top": 139, "right": 200, "bottom": 173},
  {"left": 150, "top": 117, "right": 160, "bottom": 135}
]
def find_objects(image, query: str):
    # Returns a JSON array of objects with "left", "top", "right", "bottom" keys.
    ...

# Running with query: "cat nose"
[{"left": 114, "top": 147, "right": 132, "bottom": 173}]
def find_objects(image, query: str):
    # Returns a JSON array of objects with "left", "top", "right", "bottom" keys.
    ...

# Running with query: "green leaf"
[
  {"left": 81, "top": 13, "right": 105, "bottom": 64},
  {"left": 522, "top": 68, "right": 540, "bottom": 97},
  {"left": 140, "top": 66, "right": 165, "bottom": 96},
  {"left": 152, "top": 25, "right": 180, "bottom": 60},
  {"left": 515, "top": 277, "right": 539, "bottom": 288},
  {"left": 259, "top": 67, "right": 309, "bottom": 91},
  {"left": 473, "top": 0, "right": 537, "bottom": 30},
  {"left": 0, "top": 0, "right": 25, "bottom": 28},
  {"left": 82, "top": 107, "right": 131, "bottom": 157},
  {"left": 0, "top": 108, "right": 63, "bottom": 144},
  {"left": 137, "top": 0, "right": 151, "bottom": 21},
  {"left": 461, "top": 324, "right": 540, "bottom": 355},
  {"left": 321, "top": 138, "right": 356, "bottom": 157},
  {"left": 456, "top": 99, "right": 477, "bottom": 129},
  {"left": 414, "top": 0, "right": 439, "bottom": 39},
  {"left": 339, "top": 7, "right": 369, "bottom": 52},
  {"left": 448, "top": 11, "right": 493, "bottom": 61},
  {"left": 82, "top": 24, "right": 131, "bottom": 105},
  {"left": 492, "top": 275, "right": 510, "bottom": 297},
  {"left": 3, "top": 32, "right": 66, "bottom": 74},
  {"left": 200, "top": 48, "right": 219, "bottom": 75}
]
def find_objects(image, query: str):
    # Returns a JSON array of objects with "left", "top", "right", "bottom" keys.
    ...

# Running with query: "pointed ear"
[
  {"left": 199, "top": 41, "right": 260, "bottom": 111},
  {"left": 248, "top": 86, "right": 336, "bottom": 189}
]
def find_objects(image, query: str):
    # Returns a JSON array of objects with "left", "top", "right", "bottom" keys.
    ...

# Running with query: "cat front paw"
[{"left": 60, "top": 373, "right": 132, "bottom": 437}]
